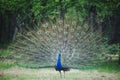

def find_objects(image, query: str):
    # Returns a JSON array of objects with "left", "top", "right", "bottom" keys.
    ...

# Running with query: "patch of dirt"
[{"left": 0, "top": 74, "right": 4, "bottom": 77}]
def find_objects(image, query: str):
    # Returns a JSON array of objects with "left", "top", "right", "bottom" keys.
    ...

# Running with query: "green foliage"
[
  {"left": 0, "top": 0, "right": 17, "bottom": 14},
  {"left": 0, "top": 60, "right": 15, "bottom": 69},
  {"left": 74, "top": 0, "right": 120, "bottom": 20},
  {"left": 0, "top": 49, "right": 15, "bottom": 69},
  {"left": 98, "top": 60, "right": 120, "bottom": 72},
  {"left": 107, "top": 43, "right": 120, "bottom": 55},
  {"left": 1, "top": 0, "right": 120, "bottom": 27},
  {"left": 1, "top": 0, "right": 120, "bottom": 65},
  {"left": 0, "top": 0, "right": 120, "bottom": 21},
  {"left": 0, "top": 50, "right": 10, "bottom": 57},
  {"left": 0, "top": 76, "right": 11, "bottom": 80}
]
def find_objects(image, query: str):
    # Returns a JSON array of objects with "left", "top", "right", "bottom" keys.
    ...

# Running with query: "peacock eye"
[
  {"left": 86, "top": 39, "right": 89, "bottom": 42},
  {"left": 64, "top": 38, "right": 67, "bottom": 42},
  {"left": 81, "top": 31, "right": 85, "bottom": 35},
  {"left": 88, "top": 46, "right": 91, "bottom": 48},
  {"left": 59, "top": 28, "right": 63, "bottom": 32},
  {"left": 52, "top": 40, "right": 55, "bottom": 43},
  {"left": 52, "top": 33, "right": 56, "bottom": 37},
  {"left": 75, "top": 40, "right": 77, "bottom": 42},
  {"left": 23, "top": 41, "right": 27, "bottom": 44},
  {"left": 58, "top": 35, "right": 62, "bottom": 38},
  {"left": 59, "top": 42, "right": 62, "bottom": 45},
  {"left": 45, "top": 31, "right": 49, "bottom": 35},
  {"left": 77, "top": 26, "right": 81, "bottom": 30},
  {"left": 47, "top": 39, "right": 51, "bottom": 42},
  {"left": 65, "top": 25, "right": 69, "bottom": 28},
  {"left": 72, "top": 21, "right": 75, "bottom": 25},
  {"left": 43, "top": 23, "right": 48, "bottom": 28},
  {"left": 27, "top": 32, "right": 31, "bottom": 35},
  {"left": 52, "top": 25, "right": 56, "bottom": 29},
  {"left": 37, "top": 31, "right": 41, "bottom": 35},
  {"left": 64, "top": 31, "right": 68, "bottom": 35},
  {"left": 76, "top": 33, "right": 79, "bottom": 36},
  {"left": 70, "top": 29, "right": 74, "bottom": 32},
  {"left": 31, "top": 39, "right": 35, "bottom": 43},
  {"left": 80, "top": 39, "right": 83, "bottom": 43},
  {"left": 59, "top": 20, "right": 63, "bottom": 24},
  {"left": 71, "top": 35, "right": 74, "bottom": 38}
]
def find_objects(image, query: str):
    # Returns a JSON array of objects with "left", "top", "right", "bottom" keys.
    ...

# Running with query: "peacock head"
[{"left": 58, "top": 50, "right": 61, "bottom": 54}]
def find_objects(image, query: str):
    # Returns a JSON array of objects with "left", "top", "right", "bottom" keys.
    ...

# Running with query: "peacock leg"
[
  {"left": 64, "top": 71, "right": 65, "bottom": 78},
  {"left": 59, "top": 71, "right": 62, "bottom": 78}
]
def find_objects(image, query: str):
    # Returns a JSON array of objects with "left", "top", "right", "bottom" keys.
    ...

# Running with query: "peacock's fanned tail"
[{"left": 11, "top": 18, "right": 109, "bottom": 69}]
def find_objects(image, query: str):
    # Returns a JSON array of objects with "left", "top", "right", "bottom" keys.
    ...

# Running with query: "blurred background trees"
[{"left": 0, "top": 0, "right": 120, "bottom": 63}]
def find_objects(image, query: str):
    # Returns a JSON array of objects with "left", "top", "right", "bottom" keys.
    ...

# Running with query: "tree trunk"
[
  {"left": 59, "top": 0, "right": 65, "bottom": 20},
  {"left": 119, "top": 54, "right": 120, "bottom": 65},
  {"left": 8, "top": 14, "right": 17, "bottom": 42},
  {"left": 0, "top": 12, "right": 17, "bottom": 44},
  {"left": 109, "top": 9, "right": 120, "bottom": 64},
  {"left": 88, "top": 5, "right": 100, "bottom": 32},
  {"left": 96, "top": 15, "right": 102, "bottom": 34},
  {"left": 109, "top": 15, "right": 120, "bottom": 44}
]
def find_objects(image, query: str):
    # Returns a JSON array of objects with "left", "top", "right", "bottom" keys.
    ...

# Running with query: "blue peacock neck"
[{"left": 56, "top": 51, "right": 63, "bottom": 69}]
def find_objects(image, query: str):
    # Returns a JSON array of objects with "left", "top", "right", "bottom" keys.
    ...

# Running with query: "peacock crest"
[{"left": 11, "top": 18, "right": 108, "bottom": 69}]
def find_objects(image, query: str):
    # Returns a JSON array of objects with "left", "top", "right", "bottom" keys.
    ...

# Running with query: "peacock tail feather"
[{"left": 11, "top": 18, "right": 109, "bottom": 69}]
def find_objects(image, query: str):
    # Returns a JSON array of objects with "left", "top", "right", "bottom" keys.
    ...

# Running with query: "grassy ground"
[
  {"left": 0, "top": 50, "right": 120, "bottom": 80},
  {"left": 0, "top": 60, "right": 120, "bottom": 80},
  {"left": 0, "top": 67, "right": 120, "bottom": 80},
  {"left": 0, "top": 49, "right": 10, "bottom": 57},
  {"left": 97, "top": 61, "right": 120, "bottom": 72}
]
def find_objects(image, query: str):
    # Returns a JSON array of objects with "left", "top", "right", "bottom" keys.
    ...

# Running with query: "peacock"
[
  {"left": 11, "top": 17, "right": 109, "bottom": 71},
  {"left": 55, "top": 51, "right": 70, "bottom": 77}
]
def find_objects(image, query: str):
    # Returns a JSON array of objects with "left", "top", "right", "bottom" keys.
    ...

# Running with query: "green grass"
[
  {"left": 0, "top": 61, "right": 15, "bottom": 69},
  {"left": 0, "top": 75, "right": 11, "bottom": 80},
  {"left": 0, "top": 49, "right": 120, "bottom": 80},
  {"left": 97, "top": 60, "right": 120, "bottom": 72},
  {"left": 0, "top": 60, "right": 120, "bottom": 80},
  {"left": 0, "top": 49, "right": 15, "bottom": 69},
  {"left": 0, "top": 68, "right": 120, "bottom": 80},
  {"left": 0, "top": 49, "right": 10, "bottom": 57}
]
